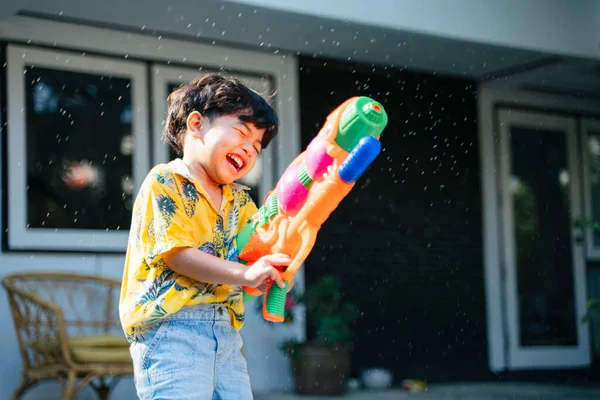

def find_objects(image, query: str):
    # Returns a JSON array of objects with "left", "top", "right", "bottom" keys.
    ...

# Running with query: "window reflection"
[
  {"left": 510, "top": 127, "right": 577, "bottom": 346},
  {"left": 25, "top": 66, "right": 133, "bottom": 230},
  {"left": 587, "top": 131, "right": 600, "bottom": 248}
]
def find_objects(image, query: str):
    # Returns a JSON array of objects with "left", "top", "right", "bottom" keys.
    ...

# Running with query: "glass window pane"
[
  {"left": 25, "top": 66, "right": 134, "bottom": 230},
  {"left": 586, "top": 127, "right": 600, "bottom": 248},
  {"left": 510, "top": 126, "right": 577, "bottom": 346}
]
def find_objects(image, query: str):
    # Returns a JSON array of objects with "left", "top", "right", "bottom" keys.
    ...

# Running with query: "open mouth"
[{"left": 226, "top": 153, "right": 245, "bottom": 173}]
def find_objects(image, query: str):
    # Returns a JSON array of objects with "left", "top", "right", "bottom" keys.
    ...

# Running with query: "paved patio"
[{"left": 254, "top": 382, "right": 600, "bottom": 400}]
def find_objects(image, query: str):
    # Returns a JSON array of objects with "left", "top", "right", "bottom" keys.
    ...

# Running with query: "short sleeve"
[{"left": 135, "top": 170, "right": 196, "bottom": 263}]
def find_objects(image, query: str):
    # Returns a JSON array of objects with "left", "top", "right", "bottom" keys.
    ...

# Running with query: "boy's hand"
[
  {"left": 243, "top": 254, "right": 291, "bottom": 289},
  {"left": 255, "top": 280, "right": 270, "bottom": 294},
  {"left": 255, "top": 275, "right": 295, "bottom": 294}
]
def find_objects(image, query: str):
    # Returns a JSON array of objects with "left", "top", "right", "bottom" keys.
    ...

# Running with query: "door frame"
[
  {"left": 497, "top": 109, "right": 588, "bottom": 369},
  {"left": 478, "top": 87, "right": 600, "bottom": 372}
]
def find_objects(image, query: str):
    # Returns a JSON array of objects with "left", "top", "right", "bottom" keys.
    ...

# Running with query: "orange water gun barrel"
[{"left": 236, "top": 96, "right": 388, "bottom": 322}]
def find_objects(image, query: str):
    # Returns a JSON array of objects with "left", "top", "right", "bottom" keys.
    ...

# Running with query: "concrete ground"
[{"left": 254, "top": 382, "right": 600, "bottom": 400}]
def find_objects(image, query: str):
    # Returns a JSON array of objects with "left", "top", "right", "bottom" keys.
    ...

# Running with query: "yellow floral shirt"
[{"left": 119, "top": 158, "right": 258, "bottom": 341}]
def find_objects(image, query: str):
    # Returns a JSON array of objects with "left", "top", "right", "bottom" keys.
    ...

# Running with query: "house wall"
[
  {"left": 296, "top": 56, "right": 600, "bottom": 385},
  {"left": 297, "top": 57, "right": 488, "bottom": 382},
  {"left": 0, "top": 8, "right": 597, "bottom": 400},
  {"left": 1, "top": 0, "right": 597, "bottom": 84},
  {"left": 0, "top": 17, "right": 302, "bottom": 399},
  {"left": 596, "top": 0, "right": 600, "bottom": 52},
  {"left": 229, "top": 0, "right": 600, "bottom": 60}
]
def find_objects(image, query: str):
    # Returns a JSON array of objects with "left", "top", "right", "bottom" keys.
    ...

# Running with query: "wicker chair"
[{"left": 2, "top": 272, "right": 133, "bottom": 400}]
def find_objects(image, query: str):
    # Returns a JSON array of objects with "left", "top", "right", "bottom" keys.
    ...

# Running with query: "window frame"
[
  {"left": 5, "top": 44, "right": 150, "bottom": 252},
  {"left": 1, "top": 16, "right": 300, "bottom": 253}
]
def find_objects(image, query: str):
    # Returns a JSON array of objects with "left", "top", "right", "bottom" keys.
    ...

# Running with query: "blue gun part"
[{"left": 338, "top": 136, "right": 381, "bottom": 183}]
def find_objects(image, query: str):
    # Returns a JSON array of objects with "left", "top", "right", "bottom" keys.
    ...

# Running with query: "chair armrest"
[{"left": 3, "top": 282, "right": 76, "bottom": 369}]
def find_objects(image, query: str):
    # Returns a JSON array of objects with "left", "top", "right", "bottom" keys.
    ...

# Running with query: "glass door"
[{"left": 497, "top": 109, "right": 590, "bottom": 369}]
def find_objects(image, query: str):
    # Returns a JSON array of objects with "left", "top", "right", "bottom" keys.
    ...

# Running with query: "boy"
[{"left": 119, "top": 74, "right": 290, "bottom": 399}]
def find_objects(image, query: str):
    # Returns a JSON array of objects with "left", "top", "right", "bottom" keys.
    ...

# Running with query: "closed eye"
[{"left": 237, "top": 129, "right": 261, "bottom": 154}]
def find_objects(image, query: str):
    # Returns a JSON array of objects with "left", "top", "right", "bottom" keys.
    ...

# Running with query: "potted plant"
[{"left": 275, "top": 274, "right": 360, "bottom": 395}]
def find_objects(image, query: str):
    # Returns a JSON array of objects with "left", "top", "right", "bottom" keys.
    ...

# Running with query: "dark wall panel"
[{"left": 298, "top": 57, "right": 487, "bottom": 382}]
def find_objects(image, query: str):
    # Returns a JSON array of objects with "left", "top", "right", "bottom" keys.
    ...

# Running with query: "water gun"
[{"left": 236, "top": 96, "right": 388, "bottom": 322}]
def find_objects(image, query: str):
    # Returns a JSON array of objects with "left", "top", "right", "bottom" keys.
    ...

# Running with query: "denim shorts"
[{"left": 129, "top": 303, "right": 253, "bottom": 400}]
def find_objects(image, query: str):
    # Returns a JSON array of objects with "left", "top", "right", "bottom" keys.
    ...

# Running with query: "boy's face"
[{"left": 188, "top": 112, "right": 265, "bottom": 185}]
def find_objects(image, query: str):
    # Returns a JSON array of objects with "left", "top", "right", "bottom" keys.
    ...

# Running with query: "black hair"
[{"left": 162, "top": 73, "right": 278, "bottom": 155}]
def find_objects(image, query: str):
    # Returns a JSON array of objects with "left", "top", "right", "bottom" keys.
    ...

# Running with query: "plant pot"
[{"left": 290, "top": 343, "right": 351, "bottom": 395}]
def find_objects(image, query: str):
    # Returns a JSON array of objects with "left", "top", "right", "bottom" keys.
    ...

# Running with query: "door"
[{"left": 498, "top": 109, "right": 590, "bottom": 369}]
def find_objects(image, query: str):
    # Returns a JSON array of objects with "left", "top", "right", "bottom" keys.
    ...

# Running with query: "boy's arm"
[
  {"left": 141, "top": 176, "right": 285, "bottom": 287},
  {"left": 163, "top": 247, "right": 286, "bottom": 288},
  {"left": 139, "top": 171, "right": 248, "bottom": 286},
  {"left": 164, "top": 247, "right": 247, "bottom": 285}
]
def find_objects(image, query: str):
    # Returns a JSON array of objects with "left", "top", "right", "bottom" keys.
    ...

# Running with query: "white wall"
[
  {"left": 596, "top": 0, "right": 600, "bottom": 54},
  {"left": 230, "top": 0, "right": 600, "bottom": 60},
  {"left": 3, "top": 0, "right": 597, "bottom": 61},
  {"left": 1, "top": 0, "right": 598, "bottom": 82},
  {"left": 0, "top": 16, "right": 303, "bottom": 399}
]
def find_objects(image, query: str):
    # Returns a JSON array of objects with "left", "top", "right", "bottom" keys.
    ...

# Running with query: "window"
[
  {"left": 582, "top": 119, "right": 600, "bottom": 259},
  {"left": 2, "top": 21, "right": 299, "bottom": 254},
  {"left": 6, "top": 45, "right": 149, "bottom": 252},
  {"left": 151, "top": 65, "right": 276, "bottom": 204}
]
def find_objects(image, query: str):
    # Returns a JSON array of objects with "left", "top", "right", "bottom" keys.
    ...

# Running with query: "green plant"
[
  {"left": 280, "top": 338, "right": 304, "bottom": 360},
  {"left": 279, "top": 274, "right": 360, "bottom": 357},
  {"left": 574, "top": 216, "right": 600, "bottom": 237},
  {"left": 300, "top": 275, "right": 360, "bottom": 345},
  {"left": 255, "top": 274, "right": 360, "bottom": 358}
]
